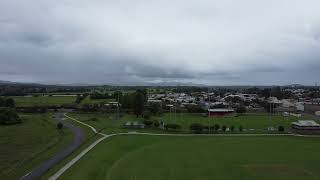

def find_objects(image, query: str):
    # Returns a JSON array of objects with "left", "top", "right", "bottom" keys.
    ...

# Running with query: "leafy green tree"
[
  {"left": 0, "top": 108, "right": 21, "bottom": 125},
  {"left": 144, "top": 112, "right": 151, "bottom": 120},
  {"left": 0, "top": 98, "right": 15, "bottom": 108},
  {"left": 214, "top": 124, "right": 220, "bottom": 132},
  {"left": 164, "top": 123, "right": 181, "bottom": 130},
  {"left": 230, "top": 125, "right": 235, "bottom": 132},
  {"left": 222, "top": 125, "right": 227, "bottom": 132},
  {"left": 190, "top": 123, "right": 203, "bottom": 133},
  {"left": 57, "top": 122, "right": 63, "bottom": 129},
  {"left": 236, "top": 106, "right": 246, "bottom": 114},
  {"left": 278, "top": 126, "right": 285, "bottom": 132},
  {"left": 148, "top": 103, "right": 162, "bottom": 115},
  {"left": 154, "top": 120, "right": 160, "bottom": 128},
  {"left": 143, "top": 120, "right": 153, "bottom": 127},
  {"left": 239, "top": 125, "right": 243, "bottom": 132},
  {"left": 134, "top": 90, "right": 146, "bottom": 117}
]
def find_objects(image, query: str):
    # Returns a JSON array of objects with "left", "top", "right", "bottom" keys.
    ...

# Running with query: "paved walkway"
[
  {"left": 20, "top": 112, "right": 85, "bottom": 180},
  {"left": 49, "top": 114, "right": 109, "bottom": 180}
]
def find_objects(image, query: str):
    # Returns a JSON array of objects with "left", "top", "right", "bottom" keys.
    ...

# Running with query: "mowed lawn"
[
  {"left": 80, "top": 96, "right": 115, "bottom": 105},
  {"left": 159, "top": 113, "right": 313, "bottom": 133},
  {"left": 60, "top": 135, "right": 320, "bottom": 180},
  {"left": 12, "top": 96, "right": 76, "bottom": 107},
  {"left": 68, "top": 112, "right": 140, "bottom": 134},
  {"left": 68, "top": 112, "right": 314, "bottom": 134},
  {"left": 0, "top": 113, "right": 73, "bottom": 180}
]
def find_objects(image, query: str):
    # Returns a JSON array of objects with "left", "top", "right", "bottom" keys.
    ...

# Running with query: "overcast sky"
[{"left": 1, "top": 0, "right": 320, "bottom": 85}]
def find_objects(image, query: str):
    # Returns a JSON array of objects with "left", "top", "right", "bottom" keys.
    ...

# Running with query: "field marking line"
[
  {"left": 48, "top": 113, "right": 110, "bottom": 180},
  {"left": 64, "top": 113, "right": 107, "bottom": 136},
  {"left": 105, "top": 142, "right": 161, "bottom": 180},
  {"left": 48, "top": 135, "right": 110, "bottom": 180}
]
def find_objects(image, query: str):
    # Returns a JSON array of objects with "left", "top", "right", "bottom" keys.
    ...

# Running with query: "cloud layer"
[{"left": 1, "top": 0, "right": 320, "bottom": 85}]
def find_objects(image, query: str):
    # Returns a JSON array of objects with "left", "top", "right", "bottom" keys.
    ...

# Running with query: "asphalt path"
[{"left": 20, "top": 112, "right": 84, "bottom": 180}]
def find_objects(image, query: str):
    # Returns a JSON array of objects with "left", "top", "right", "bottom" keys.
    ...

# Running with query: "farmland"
[
  {"left": 60, "top": 135, "right": 320, "bottom": 180},
  {"left": 12, "top": 96, "right": 76, "bottom": 107}
]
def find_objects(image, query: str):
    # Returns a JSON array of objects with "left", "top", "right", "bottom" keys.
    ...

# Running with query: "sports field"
[
  {"left": 68, "top": 112, "right": 313, "bottom": 134},
  {"left": 159, "top": 113, "right": 312, "bottom": 132},
  {"left": 60, "top": 135, "right": 320, "bottom": 180}
]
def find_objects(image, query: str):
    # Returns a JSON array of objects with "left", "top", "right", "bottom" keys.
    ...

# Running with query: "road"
[{"left": 20, "top": 112, "right": 85, "bottom": 180}]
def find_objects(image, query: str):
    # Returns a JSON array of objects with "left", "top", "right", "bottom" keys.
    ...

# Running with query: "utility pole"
[{"left": 117, "top": 89, "right": 120, "bottom": 121}]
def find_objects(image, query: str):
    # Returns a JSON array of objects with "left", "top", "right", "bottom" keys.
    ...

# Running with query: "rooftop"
[
  {"left": 208, "top": 108, "right": 234, "bottom": 112},
  {"left": 292, "top": 120, "right": 320, "bottom": 127}
]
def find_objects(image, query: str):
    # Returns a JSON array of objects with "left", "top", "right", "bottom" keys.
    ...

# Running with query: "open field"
[
  {"left": 158, "top": 113, "right": 314, "bottom": 133},
  {"left": 68, "top": 112, "right": 315, "bottom": 134},
  {"left": 12, "top": 96, "right": 76, "bottom": 107},
  {"left": 0, "top": 113, "right": 73, "bottom": 180},
  {"left": 80, "top": 96, "right": 115, "bottom": 105},
  {"left": 68, "top": 113, "right": 137, "bottom": 134},
  {"left": 60, "top": 135, "right": 320, "bottom": 180}
]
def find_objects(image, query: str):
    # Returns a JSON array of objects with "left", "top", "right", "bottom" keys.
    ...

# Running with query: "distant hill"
[{"left": 145, "top": 82, "right": 207, "bottom": 87}]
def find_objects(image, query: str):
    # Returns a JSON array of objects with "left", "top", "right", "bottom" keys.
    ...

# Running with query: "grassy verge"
[
  {"left": 40, "top": 114, "right": 103, "bottom": 179},
  {"left": 0, "top": 113, "right": 73, "bottom": 180}
]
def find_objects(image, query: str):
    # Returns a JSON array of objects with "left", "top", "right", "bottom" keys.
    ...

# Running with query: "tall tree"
[{"left": 134, "top": 90, "right": 146, "bottom": 117}]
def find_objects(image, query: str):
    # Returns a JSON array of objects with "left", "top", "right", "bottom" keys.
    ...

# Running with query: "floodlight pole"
[
  {"left": 269, "top": 88, "right": 272, "bottom": 123},
  {"left": 208, "top": 87, "right": 210, "bottom": 133},
  {"left": 117, "top": 88, "right": 120, "bottom": 121}
]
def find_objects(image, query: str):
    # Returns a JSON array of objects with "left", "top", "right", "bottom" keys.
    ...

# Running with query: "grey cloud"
[{"left": 1, "top": 0, "right": 320, "bottom": 85}]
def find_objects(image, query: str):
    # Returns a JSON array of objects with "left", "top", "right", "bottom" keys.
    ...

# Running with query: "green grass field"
[
  {"left": 12, "top": 96, "right": 76, "bottom": 107},
  {"left": 68, "top": 112, "right": 136, "bottom": 134},
  {"left": 158, "top": 113, "right": 313, "bottom": 133},
  {"left": 68, "top": 112, "right": 314, "bottom": 134},
  {"left": 60, "top": 135, "right": 320, "bottom": 180},
  {"left": 0, "top": 113, "right": 73, "bottom": 180},
  {"left": 80, "top": 96, "right": 115, "bottom": 105}
]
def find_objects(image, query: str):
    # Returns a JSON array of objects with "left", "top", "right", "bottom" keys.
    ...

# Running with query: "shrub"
[
  {"left": 144, "top": 112, "right": 151, "bottom": 120},
  {"left": 230, "top": 125, "right": 235, "bottom": 132},
  {"left": 239, "top": 125, "right": 243, "bottom": 132},
  {"left": 190, "top": 123, "right": 203, "bottom": 133},
  {"left": 0, "top": 108, "right": 21, "bottom": 125},
  {"left": 278, "top": 126, "right": 285, "bottom": 132},
  {"left": 143, "top": 120, "right": 153, "bottom": 127},
  {"left": 222, "top": 125, "right": 227, "bottom": 132},
  {"left": 214, "top": 124, "right": 220, "bottom": 132},
  {"left": 57, "top": 122, "right": 63, "bottom": 129},
  {"left": 164, "top": 123, "right": 181, "bottom": 130},
  {"left": 154, "top": 120, "right": 160, "bottom": 128}
]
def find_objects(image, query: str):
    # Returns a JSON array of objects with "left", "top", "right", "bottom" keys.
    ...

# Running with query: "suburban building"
[
  {"left": 208, "top": 108, "right": 235, "bottom": 116},
  {"left": 291, "top": 120, "right": 320, "bottom": 134},
  {"left": 123, "top": 121, "right": 145, "bottom": 129}
]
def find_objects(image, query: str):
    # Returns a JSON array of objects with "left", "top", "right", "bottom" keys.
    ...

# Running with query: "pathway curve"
[{"left": 20, "top": 112, "right": 84, "bottom": 180}]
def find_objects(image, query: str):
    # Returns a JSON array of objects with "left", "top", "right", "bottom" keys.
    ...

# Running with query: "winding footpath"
[{"left": 19, "top": 112, "right": 85, "bottom": 180}]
